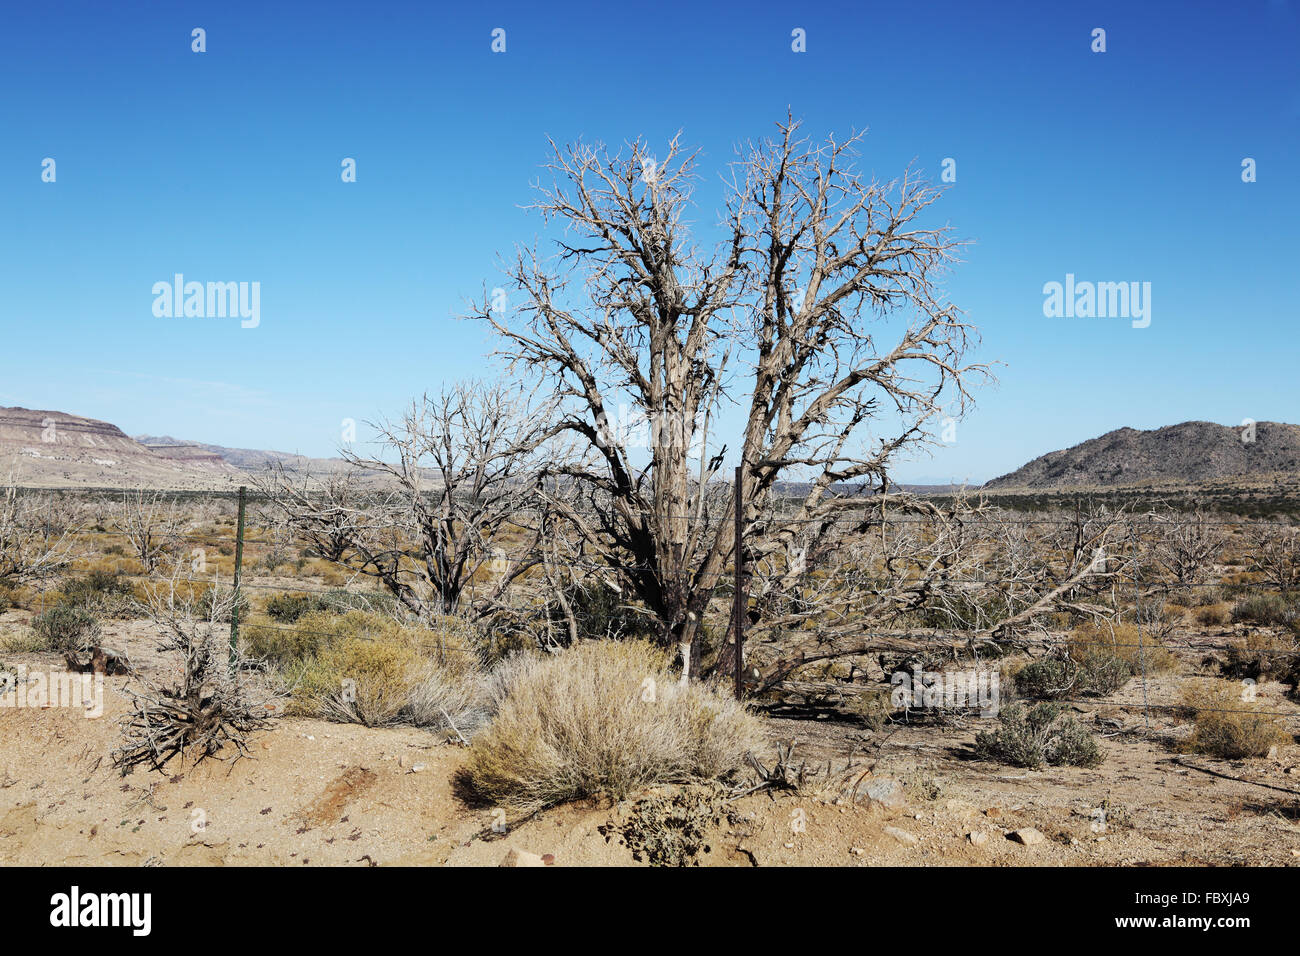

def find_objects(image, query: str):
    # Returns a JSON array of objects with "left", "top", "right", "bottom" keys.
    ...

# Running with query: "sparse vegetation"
[
  {"left": 1015, "top": 650, "right": 1131, "bottom": 700},
  {"left": 1180, "top": 679, "right": 1288, "bottom": 759},
  {"left": 465, "top": 640, "right": 764, "bottom": 811},
  {"left": 30, "top": 603, "right": 102, "bottom": 655},
  {"left": 974, "top": 702, "right": 1103, "bottom": 769}
]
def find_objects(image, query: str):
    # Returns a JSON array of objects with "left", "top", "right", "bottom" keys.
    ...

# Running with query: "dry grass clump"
[
  {"left": 1180, "top": 679, "right": 1289, "bottom": 759},
  {"left": 292, "top": 637, "right": 424, "bottom": 726},
  {"left": 1196, "top": 602, "right": 1233, "bottom": 627},
  {"left": 465, "top": 640, "right": 765, "bottom": 812},
  {"left": 256, "top": 610, "right": 487, "bottom": 733},
  {"left": 1068, "top": 622, "right": 1177, "bottom": 675}
]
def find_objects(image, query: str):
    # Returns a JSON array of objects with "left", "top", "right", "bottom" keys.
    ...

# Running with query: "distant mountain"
[
  {"left": 0, "top": 407, "right": 243, "bottom": 490},
  {"left": 984, "top": 421, "right": 1300, "bottom": 490},
  {"left": 134, "top": 435, "right": 351, "bottom": 476}
]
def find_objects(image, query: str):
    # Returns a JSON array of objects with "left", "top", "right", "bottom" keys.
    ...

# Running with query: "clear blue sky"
[{"left": 2, "top": 0, "right": 1296, "bottom": 483}]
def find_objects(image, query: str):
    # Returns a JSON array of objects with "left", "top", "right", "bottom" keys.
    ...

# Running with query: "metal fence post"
[
  {"left": 734, "top": 464, "right": 746, "bottom": 700},
  {"left": 230, "top": 485, "right": 247, "bottom": 668}
]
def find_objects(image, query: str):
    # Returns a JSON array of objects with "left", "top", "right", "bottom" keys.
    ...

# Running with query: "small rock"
[
  {"left": 984, "top": 807, "right": 1001, "bottom": 818},
  {"left": 967, "top": 831, "right": 988, "bottom": 846},
  {"left": 1008, "top": 827, "right": 1045, "bottom": 846},
  {"left": 854, "top": 777, "right": 905, "bottom": 811},
  {"left": 410, "top": 764, "right": 427, "bottom": 774},
  {"left": 783, "top": 842, "right": 794, "bottom": 849},
  {"left": 884, "top": 826, "right": 919, "bottom": 846},
  {"left": 1268, "top": 746, "right": 1281, "bottom": 763},
  {"left": 849, "top": 847, "right": 864, "bottom": 856}
]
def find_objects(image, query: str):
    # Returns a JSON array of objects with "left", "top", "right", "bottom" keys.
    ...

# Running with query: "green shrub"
[
  {"left": 1232, "top": 593, "right": 1298, "bottom": 628},
  {"left": 1016, "top": 650, "right": 1131, "bottom": 700},
  {"left": 466, "top": 640, "right": 765, "bottom": 811},
  {"left": 974, "top": 702, "right": 1103, "bottom": 769},
  {"left": 290, "top": 637, "right": 423, "bottom": 726},
  {"left": 30, "top": 604, "right": 102, "bottom": 655},
  {"left": 61, "top": 568, "right": 137, "bottom": 606},
  {"left": 264, "top": 592, "right": 332, "bottom": 623}
]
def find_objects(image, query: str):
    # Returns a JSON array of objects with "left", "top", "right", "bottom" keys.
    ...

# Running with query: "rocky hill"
[
  {"left": 0, "top": 407, "right": 245, "bottom": 490},
  {"left": 984, "top": 421, "right": 1300, "bottom": 490}
]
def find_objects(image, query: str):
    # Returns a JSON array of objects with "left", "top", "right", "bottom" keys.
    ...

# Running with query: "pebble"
[{"left": 967, "top": 831, "right": 988, "bottom": 846}]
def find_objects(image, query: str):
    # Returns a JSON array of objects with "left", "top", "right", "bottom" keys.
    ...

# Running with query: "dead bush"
[
  {"left": 465, "top": 640, "right": 765, "bottom": 812},
  {"left": 113, "top": 587, "right": 282, "bottom": 774},
  {"left": 1068, "top": 622, "right": 1177, "bottom": 675}
]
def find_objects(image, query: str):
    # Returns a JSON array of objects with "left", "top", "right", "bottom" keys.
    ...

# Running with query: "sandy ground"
[{"left": 4, "top": 613, "right": 1300, "bottom": 867}]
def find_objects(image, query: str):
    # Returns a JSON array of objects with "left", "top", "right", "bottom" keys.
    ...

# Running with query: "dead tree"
[
  {"left": 1248, "top": 522, "right": 1300, "bottom": 596},
  {"left": 0, "top": 481, "right": 78, "bottom": 587},
  {"left": 258, "top": 380, "right": 551, "bottom": 621},
  {"left": 474, "top": 116, "right": 990, "bottom": 681},
  {"left": 1149, "top": 510, "right": 1223, "bottom": 591},
  {"left": 739, "top": 501, "right": 1132, "bottom": 694},
  {"left": 113, "top": 490, "right": 188, "bottom": 574}
]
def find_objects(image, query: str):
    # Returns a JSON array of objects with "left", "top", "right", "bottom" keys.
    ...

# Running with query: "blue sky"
[{"left": 1, "top": 0, "right": 1296, "bottom": 483}]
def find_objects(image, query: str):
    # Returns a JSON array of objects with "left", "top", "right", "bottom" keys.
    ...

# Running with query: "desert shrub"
[
  {"left": 0, "top": 585, "right": 12, "bottom": 613},
  {"left": 465, "top": 640, "right": 765, "bottom": 811},
  {"left": 30, "top": 604, "right": 102, "bottom": 655},
  {"left": 1220, "top": 632, "right": 1300, "bottom": 682},
  {"left": 1068, "top": 622, "right": 1177, "bottom": 675},
  {"left": 253, "top": 608, "right": 486, "bottom": 729},
  {"left": 1194, "top": 587, "right": 1225, "bottom": 607},
  {"left": 264, "top": 591, "right": 332, "bottom": 623},
  {"left": 1284, "top": 657, "right": 1300, "bottom": 701},
  {"left": 406, "top": 667, "right": 491, "bottom": 738},
  {"left": 1180, "top": 679, "right": 1288, "bottom": 759},
  {"left": 598, "top": 784, "right": 739, "bottom": 866},
  {"left": 1232, "top": 593, "right": 1298, "bottom": 628},
  {"left": 290, "top": 637, "right": 423, "bottom": 726},
  {"left": 1196, "top": 603, "right": 1233, "bottom": 627},
  {"left": 973, "top": 702, "right": 1102, "bottom": 769},
  {"left": 558, "top": 581, "right": 653, "bottom": 642},
  {"left": 851, "top": 685, "right": 894, "bottom": 730},
  {"left": 1015, "top": 650, "right": 1130, "bottom": 700},
  {"left": 59, "top": 569, "right": 140, "bottom": 616}
]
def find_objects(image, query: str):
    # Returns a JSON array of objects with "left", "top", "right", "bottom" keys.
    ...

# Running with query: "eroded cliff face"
[{"left": 0, "top": 406, "right": 244, "bottom": 489}]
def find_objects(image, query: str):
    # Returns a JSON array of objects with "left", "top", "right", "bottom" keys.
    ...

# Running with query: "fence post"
[
  {"left": 733, "top": 464, "right": 746, "bottom": 700},
  {"left": 229, "top": 485, "right": 247, "bottom": 668}
]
